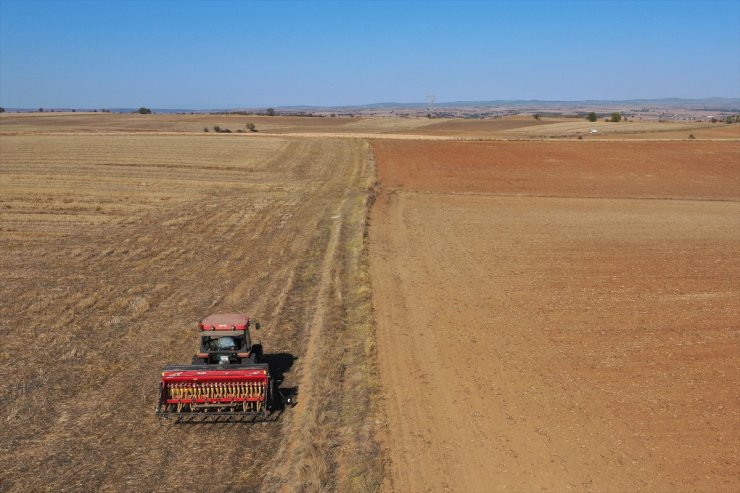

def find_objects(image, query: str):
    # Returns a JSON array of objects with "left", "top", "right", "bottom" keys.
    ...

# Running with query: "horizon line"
[{"left": 2, "top": 96, "right": 740, "bottom": 112}]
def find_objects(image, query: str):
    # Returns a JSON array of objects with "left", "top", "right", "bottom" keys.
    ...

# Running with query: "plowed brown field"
[
  {"left": 370, "top": 141, "right": 740, "bottom": 492},
  {"left": 373, "top": 140, "right": 740, "bottom": 199}
]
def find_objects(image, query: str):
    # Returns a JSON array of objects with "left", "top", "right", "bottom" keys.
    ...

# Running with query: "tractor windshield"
[{"left": 216, "top": 337, "right": 237, "bottom": 350}]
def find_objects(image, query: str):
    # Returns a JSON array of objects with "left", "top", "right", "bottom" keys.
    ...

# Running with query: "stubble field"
[{"left": 0, "top": 131, "right": 380, "bottom": 491}]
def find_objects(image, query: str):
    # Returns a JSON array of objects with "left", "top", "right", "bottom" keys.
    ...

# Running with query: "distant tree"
[
  {"left": 0, "top": 107, "right": 5, "bottom": 113},
  {"left": 245, "top": 122, "right": 256, "bottom": 132},
  {"left": 213, "top": 125, "right": 221, "bottom": 132},
  {"left": 265, "top": 108, "right": 276, "bottom": 116},
  {"left": 586, "top": 112, "right": 597, "bottom": 122},
  {"left": 610, "top": 112, "right": 622, "bottom": 122},
  {"left": 38, "top": 108, "right": 44, "bottom": 113},
  {"left": 711, "top": 117, "right": 718, "bottom": 123},
  {"left": 136, "top": 107, "right": 152, "bottom": 114},
  {"left": 725, "top": 115, "right": 736, "bottom": 124},
  {"left": 533, "top": 114, "right": 541, "bottom": 120}
]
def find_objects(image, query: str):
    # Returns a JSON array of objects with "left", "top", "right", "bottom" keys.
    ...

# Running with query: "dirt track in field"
[
  {"left": 370, "top": 141, "right": 740, "bottom": 492},
  {"left": 0, "top": 133, "right": 377, "bottom": 491}
]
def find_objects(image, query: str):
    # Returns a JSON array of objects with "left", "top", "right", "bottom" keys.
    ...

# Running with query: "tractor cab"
[{"left": 192, "top": 313, "right": 261, "bottom": 365}]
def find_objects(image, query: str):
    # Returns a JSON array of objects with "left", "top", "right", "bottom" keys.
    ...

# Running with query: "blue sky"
[{"left": 0, "top": 0, "right": 738, "bottom": 108}]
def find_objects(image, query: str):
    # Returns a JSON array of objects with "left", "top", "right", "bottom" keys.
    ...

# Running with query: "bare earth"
[{"left": 370, "top": 141, "right": 740, "bottom": 492}]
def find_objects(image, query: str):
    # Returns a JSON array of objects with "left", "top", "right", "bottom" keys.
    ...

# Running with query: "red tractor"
[{"left": 156, "top": 313, "right": 289, "bottom": 422}]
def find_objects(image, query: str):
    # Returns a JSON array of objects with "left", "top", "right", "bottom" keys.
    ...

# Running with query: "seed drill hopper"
[{"left": 156, "top": 313, "right": 285, "bottom": 423}]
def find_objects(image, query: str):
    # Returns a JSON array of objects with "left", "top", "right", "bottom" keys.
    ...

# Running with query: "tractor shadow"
[
  {"left": 262, "top": 352, "right": 298, "bottom": 411},
  {"left": 261, "top": 352, "right": 296, "bottom": 385}
]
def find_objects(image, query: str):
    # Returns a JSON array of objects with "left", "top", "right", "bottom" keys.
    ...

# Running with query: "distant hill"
[
  {"left": 3, "top": 98, "right": 738, "bottom": 114},
  {"left": 279, "top": 97, "right": 740, "bottom": 112}
]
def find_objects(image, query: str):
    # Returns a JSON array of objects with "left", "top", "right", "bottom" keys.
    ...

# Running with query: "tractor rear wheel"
[{"left": 251, "top": 344, "right": 263, "bottom": 363}]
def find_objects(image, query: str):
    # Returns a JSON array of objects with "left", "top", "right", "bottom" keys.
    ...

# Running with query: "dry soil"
[{"left": 370, "top": 140, "right": 740, "bottom": 492}]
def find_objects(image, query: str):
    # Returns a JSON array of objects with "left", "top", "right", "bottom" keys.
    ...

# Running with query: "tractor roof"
[{"left": 199, "top": 313, "right": 249, "bottom": 331}]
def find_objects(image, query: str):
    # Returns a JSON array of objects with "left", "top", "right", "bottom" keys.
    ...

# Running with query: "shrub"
[
  {"left": 246, "top": 122, "right": 256, "bottom": 132},
  {"left": 135, "top": 107, "right": 152, "bottom": 114},
  {"left": 213, "top": 125, "right": 221, "bottom": 132},
  {"left": 586, "top": 112, "right": 597, "bottom": 122},
  {"left": 265, "top": 107, "right": 276, "bottom": 116},
  {"left": 689, "top": 134, "right": 696, "bottom": 139},
  {"left": 533, "top": 114, "right": 541, "bottom": 120},
  {"left": 610, "top": 112, "right": 622, "bottom": 122},
  {"left": 203, "top": 127, "right": 209, "bottom": 132}
]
